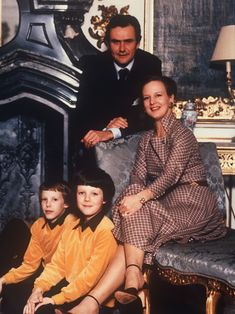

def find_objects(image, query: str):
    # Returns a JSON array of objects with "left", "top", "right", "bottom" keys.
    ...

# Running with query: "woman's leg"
[
  {"left": 113, "top": 244, "right": 145, "bottom": 314},
  {"left": 68, "top": 245, "right": 126, "bottom": 314},
  {"left": 123, "top": 243, "right": 145, "bottom": 291}
]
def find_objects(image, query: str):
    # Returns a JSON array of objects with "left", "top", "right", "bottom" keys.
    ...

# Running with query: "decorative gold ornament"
[
  {"left": 217, "top": 148, "right": 235, "bottom": 175},
  {"left": 88, "top": 5, "right": 130, "bottom": 49},
  {"left": 173, "top": 96, "right": 235, "bottom": 121}
]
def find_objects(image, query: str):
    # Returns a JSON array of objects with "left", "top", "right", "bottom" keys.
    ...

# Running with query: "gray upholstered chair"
[{"left": 95, "top": 133, "right": 235, "bottom": 314}]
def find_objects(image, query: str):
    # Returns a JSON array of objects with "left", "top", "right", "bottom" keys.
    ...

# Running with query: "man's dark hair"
[
  {"left": 39, "top": 180, "right": 71, "bottom": 206},
  {"left": 142, "top": 75, "right": 177, "bottom": 98},
  {"left": 104, "top": 14, "right": 142, "bottom": 45},
  {"left": 72, "top": 167, "right": 115, "bottom": 214}
]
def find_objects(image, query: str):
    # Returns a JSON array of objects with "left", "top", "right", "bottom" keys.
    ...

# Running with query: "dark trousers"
[
  {"left": 2, "top": 276, "right": 115, "bottom": 314},
  {"left": 72, "top": 143, "right": 97, "bottom": 172},
  {"left": 0, "top": 218, "right": 31, "bottom": 277},
  {"left": 1, "top": 267, "right": 42, "bottom": 314}
]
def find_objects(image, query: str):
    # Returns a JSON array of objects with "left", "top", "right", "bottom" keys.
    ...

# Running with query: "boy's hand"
[
  {"left": 35, "top": 297, "right": 55, "bottom": 311},
  {"left": 23, "top": 288, "right": 43, "bottom": 314},
  {"left": 0, "top": 277, "right": 5, "bottom": 294}
]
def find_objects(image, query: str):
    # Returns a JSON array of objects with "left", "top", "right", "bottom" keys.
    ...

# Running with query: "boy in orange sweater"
[
  {"left": 23, "top": 167, "right": 118, "bottom": 314},
  {"left": 0, "top": 180, "right": 76, "bottom": 314}
]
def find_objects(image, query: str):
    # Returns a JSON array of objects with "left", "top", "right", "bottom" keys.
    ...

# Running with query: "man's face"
[{"left": 109, "top": 25, "right": 140, "bottom": 67}]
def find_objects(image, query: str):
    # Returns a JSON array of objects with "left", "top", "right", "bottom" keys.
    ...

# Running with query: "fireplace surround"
[{"left": 0, "top": 0, "right": 96, "bottom": 230}]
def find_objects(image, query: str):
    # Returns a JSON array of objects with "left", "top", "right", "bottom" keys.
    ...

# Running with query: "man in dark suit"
[
  {"left": 76, "top": 14, "right": 162, "bottom": 150},
  {"left": 72, "top": 14, "right": 162, "bottom": 170}
]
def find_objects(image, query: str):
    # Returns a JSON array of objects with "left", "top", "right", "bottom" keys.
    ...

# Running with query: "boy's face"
[
  {"left": 76, "top": 185, "right": 105, "bottom": 221},
  {"left": 41, "top": 190, "right": 68, "bottom": 223}
]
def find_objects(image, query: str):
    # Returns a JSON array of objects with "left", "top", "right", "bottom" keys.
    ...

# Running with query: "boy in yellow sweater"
[
  {"left": 0, "top": 180, "right": 76, "bottom": 314},
  {"left": 23, "top": 167, "right": 118, "bottom": 314}
]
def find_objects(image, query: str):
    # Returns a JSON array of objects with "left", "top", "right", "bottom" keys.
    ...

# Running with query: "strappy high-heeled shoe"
[
  {"left": 116, "top": 295, "right": 143, "bottom": 314},
  {"left": 114, "top": 265, "right": 148, "bottom": 314}
]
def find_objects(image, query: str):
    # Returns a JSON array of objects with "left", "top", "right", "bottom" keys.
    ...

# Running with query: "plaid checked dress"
[{"left": 112, "top": 112, "right": 226, "bottom": 265}]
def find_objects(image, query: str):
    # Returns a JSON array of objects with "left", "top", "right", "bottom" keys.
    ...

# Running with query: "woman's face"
[{"left": 143, "top": 80, "right": 174, "bottom": 121}]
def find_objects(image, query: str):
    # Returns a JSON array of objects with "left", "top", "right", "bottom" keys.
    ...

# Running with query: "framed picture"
[
  {"left": 0, "top": 0, "right": 19, "bottom": 46},
  {"left": 81, "top": 0, "right": 154, "bottom": 53}
]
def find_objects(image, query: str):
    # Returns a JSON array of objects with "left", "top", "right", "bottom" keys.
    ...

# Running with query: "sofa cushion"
[
  {"left": 95, "top": 133, "right": 142, "bottom": 201},
  {"left": 199, "top": 142, "right": 226, "bottom": 216},
  {"left": 154, "top": 228, "right": 235, "bottom": 287}
]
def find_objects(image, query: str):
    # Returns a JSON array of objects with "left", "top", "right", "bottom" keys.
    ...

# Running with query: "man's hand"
[
  {"left": 23, "top": 288, "right": 43, "bottom": 314},
  {"left": 81, "top": 130, "right": 113, "bottom": 148},
  {"left": 106, "top": 117, "right": 128, "bottom": 129},
  {"left": 0, "top": 277, "right": 5, "bottom": 294}
]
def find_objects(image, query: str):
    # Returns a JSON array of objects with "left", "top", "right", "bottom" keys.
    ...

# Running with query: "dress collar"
[{"left": 160, "top": 111, "right": 177, "bottom": 135}]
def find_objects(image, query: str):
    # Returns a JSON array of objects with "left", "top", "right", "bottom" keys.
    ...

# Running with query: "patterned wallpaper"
[{"left": 154, "top": 0, "right": 235, "bottom": 99}]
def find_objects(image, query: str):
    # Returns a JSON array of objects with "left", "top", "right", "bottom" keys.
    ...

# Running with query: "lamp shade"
[{"left": 211, "top": 25, "right": 235, "bottom": 62}]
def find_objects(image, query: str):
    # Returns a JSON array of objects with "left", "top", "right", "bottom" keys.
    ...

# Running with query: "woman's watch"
[{"left": 139, "top": 197, "right": 146, "bottom": 205}]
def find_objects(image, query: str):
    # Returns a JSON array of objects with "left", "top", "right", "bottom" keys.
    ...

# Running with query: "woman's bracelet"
[{"left": 139, "top": 197, "right": 146, "bottom": 205}]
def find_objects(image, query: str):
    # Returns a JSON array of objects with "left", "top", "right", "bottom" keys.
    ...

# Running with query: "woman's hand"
[
  {"left": 119, "top": 194, "right": 143, "bottom": 216},
  {"left": 118, "top": 189, "right": 153, "bottom": 217}
]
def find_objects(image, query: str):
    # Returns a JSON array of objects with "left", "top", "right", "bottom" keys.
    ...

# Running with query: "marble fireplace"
[{"left": 0, "top": 0, "right": 97, "bottom": 230}]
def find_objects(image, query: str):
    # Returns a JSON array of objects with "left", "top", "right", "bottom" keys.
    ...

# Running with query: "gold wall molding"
[
  {"left": 173, "top": 96, "right": 235, "bottom": 121},
  {"left": 173, "top": 96, "right": 235, "bottom": 176},
  {"left": 217, "top": 145, "right": 235, "bottom": 175}
]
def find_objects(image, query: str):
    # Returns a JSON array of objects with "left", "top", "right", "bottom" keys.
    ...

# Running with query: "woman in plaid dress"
[{"left": 69, "top": 76, "right": 226, "bottom": 314}]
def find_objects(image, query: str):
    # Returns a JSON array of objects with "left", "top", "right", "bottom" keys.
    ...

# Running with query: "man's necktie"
[{"left": 118, "top": 68, "right": 129, "bottom": 81}]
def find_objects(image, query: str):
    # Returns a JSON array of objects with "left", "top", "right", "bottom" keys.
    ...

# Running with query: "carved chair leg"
[
  {"left": 206, "top": 290, "right": 221, "bottom": 314},
  {"left": 142, "top": 269, "right": 152, "bottom": 314}
]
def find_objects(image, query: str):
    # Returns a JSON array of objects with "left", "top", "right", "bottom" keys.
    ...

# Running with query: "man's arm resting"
[{"left": 81, "top": 130, "right": 114, "bottom": 148}]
